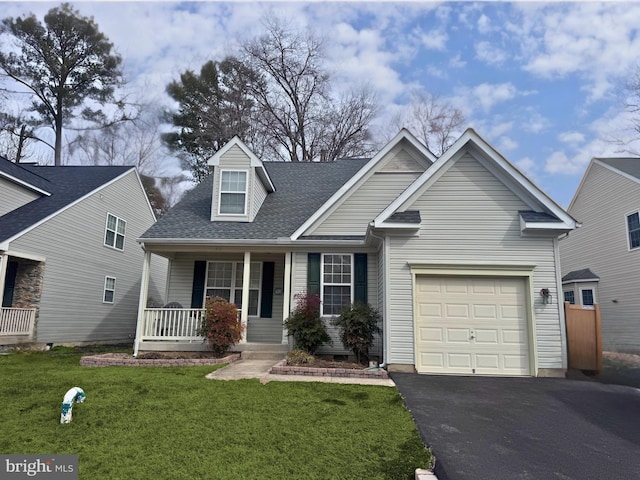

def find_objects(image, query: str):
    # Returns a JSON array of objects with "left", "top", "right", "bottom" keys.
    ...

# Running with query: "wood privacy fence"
[{"left": 564, "top": 302, "right": 602, "bottom": 372}]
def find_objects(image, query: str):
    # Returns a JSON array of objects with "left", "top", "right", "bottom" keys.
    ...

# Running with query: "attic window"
[{"left": 219, "top": 170, "right": 247, "bottom": 215}]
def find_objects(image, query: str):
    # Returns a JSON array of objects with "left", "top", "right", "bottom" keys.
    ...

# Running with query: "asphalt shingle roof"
[
  {"left": 0, "top": 157, "right": 132, "bottom": 243},
  {"left": 141, "top": 159, "right": 370, "bottom": 241},
  {"left": 562, "top": 268, "right": 600, "bottom": 283},
  {"left": 597, "top": 158, "right": 640, "bottom": 180},
  {"left": 387, "top": 210, "right": 421, "bottom": 223},
  {"left": 0, "top": 157, "right": 52, "bottom": 193},
  {"left": 519, "top": 210, "right": 561, "bottom": 223}
]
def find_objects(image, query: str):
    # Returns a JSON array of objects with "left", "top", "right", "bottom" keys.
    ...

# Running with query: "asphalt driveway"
[{"left": 392, "top": 373, "right": 640, "bottom": 480}]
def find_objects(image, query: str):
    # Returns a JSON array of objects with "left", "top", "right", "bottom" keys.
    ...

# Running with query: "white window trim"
[
  {"left": 103, "top": 276, "right": 116, "bottom": 304},
  {"left": 579, "top": 287, "right": 596, "bottom": 306},
  {"left": 104, "top": 213, "right": 126, "bottom": 251},
  {"left": 204, "top": 261, "right": 262, "bottom": 317},
  {"left": 218, "top": 169, "right": 249, "bottom": 216},
  {"left": 626, "top": 210, "right": 640, "bottom": 251},
  {"left": 563, "top": 289, "right": 576, "bottom": 305},
  {"left": 320, "top": 253, "right": 354, "bottom": 317}
]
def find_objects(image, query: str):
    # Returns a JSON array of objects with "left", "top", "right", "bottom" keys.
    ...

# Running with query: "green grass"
[{"left": 0, "top": 351, "right": 430, "bottom": 479}]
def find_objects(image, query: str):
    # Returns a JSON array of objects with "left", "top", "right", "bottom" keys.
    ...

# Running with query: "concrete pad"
[{"left": 205, "top": 359, "right": 396, "bottom": 386}]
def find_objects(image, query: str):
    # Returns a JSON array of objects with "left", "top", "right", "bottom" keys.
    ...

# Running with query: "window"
[
  {"left": 103, "top": 276, "right": 116, "bottom": 303},
  {"left": 104, "top": 213, "right": 126, "bottom": 250},
  {"left": 627, "top": 212, "right": 640, "bottom": 250},
  {"left": 564, "top": 290, "right": 575, "bottom": 304},
  {"left": 219, "top": 171, "right": 247, "bottom": 215},
  {"left": 321, "top": 254, "right": 352, "bottom": 316},
  {"left": 581, "top": 289, "right": 595, "bottom": 306},
  {"left": 205, "top": 262, "right": 261, "bottom": 316}
]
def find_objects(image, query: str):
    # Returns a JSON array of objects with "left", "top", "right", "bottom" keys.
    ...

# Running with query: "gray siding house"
[
  {"left": 135, "top": 129, "right": 576, "bottom": 377},
  {"left": 0, "top": 157, "right": 167, "bottom": 346},
  {"left": 560, "top": 158, "right": 640, "bottom": 353}
]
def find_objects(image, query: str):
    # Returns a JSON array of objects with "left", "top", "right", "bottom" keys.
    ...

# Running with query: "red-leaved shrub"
[{"left": 198, "top": 296, "right": 244, "bottom": 355}]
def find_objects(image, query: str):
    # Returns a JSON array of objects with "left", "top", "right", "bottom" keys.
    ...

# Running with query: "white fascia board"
[
  {"left": 2, "top": 168, "right": 136, "bottom": 246},
  {"left": 0, "top": 171, "right": 51, "bottom": 196},
  {"left": 137, "top": 237, "right": 367, "bottom": 247},
  {"left": 562, "top": 278, "right": 600, "bottom": 284},
  {"left": 373, "top": 222, "right": 421, "bottom": 230},
  {"left": 290, "top": 129, "right": 436, "bottom": 241},
  {"left": 207, "top": 136, "right": 275, "bottom": 192}
]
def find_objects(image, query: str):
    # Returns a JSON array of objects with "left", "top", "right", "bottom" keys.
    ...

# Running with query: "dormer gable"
[
  {"left": 0, "top": 157, "right": 51, "bottom": 217},
  {"left": 207, "top": 137, "right": 275, "bottom": 222}
]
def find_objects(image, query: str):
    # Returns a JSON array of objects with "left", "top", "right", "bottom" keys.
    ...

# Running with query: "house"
[
  {"left": 0, "top": 157, "right": 168, "bottom": 346},
  {"left": 560, "top": 157, "right": 640, "bottom": 354},
  {"left": 134, "top": 129, "right": 576, "bottom": 377}
]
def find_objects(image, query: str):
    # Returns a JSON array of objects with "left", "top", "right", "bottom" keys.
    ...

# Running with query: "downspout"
[{"left": 367, "top": 224, "right": 387, "bottom": 369}]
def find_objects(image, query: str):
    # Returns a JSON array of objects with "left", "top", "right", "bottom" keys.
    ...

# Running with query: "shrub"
[
  {"left": 284, "top": 293, "right": 331, "bottom": 354},
  {"left": 198, "top": 296, "right": 244, "bottom": 355},
  {"left": 332, "top": 302, "right": 381, "bottom": 364},
  {"left": 286, "top": 348, "right": 315, "bottom": 366}
]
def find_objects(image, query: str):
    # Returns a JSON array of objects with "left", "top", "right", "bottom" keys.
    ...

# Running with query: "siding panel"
[
  {"left": 561, "top": 163, "right": 640, "bottom": 353},
  {"left": 0, "top": 177, "right": 40, "bottom": 216},
  {"left": 387, "top": 154, "right": 563, "bottom": 370}
]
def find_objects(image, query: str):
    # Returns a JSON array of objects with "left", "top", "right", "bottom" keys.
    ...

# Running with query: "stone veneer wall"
[{"left": 11, "top": 259, "right": 45, "bottom": 325}]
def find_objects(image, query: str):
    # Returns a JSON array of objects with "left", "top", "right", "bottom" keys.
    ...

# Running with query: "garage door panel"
[{"left": 415, "top": 276, "right": 530, "bottom": 377}]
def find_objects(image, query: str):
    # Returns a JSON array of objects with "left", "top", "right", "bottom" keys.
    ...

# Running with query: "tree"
[
  {"left": 163, "top": 57, "right": 261, "bottom": 182},
  {"left": 0, "top": 3, "right": 124, "bottom": 165},
  {"left": 241, "top": 17, "right": 378, "bottom": 163},
  {"left": 390, "top": 89, "right": 465, "bottom": 156}
]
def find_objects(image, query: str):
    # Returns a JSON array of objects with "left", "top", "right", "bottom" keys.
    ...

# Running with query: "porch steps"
[{"left": 237, "top": 343, "right": 289, "bottom": 361}]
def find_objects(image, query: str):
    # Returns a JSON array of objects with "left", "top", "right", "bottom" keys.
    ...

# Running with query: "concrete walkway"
[{"left": 205, "top": 359, "right": 396, "bottom": 386}]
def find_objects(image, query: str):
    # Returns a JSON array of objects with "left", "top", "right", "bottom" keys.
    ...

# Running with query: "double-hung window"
[
  {"left": 563, "top": 290, "right": 575, "bottom": 305},
  {"left": 104, "top": 213, "right": 126, "bottom": 250},
  {"left": 205, "top": 262, "right": 261, "bottom": 316},
  {"left": 627, "top": 211, "right": 640, "bottom": 250},
  {"left": 103, "top": 276, "right": 116, "bottom": 303},
  {"left": 219, "top": 171, "right": 247, "bottom": 215},
  {"left": 581, "top": 289, "right": 595, "bottom": 306},
  {"left": 321, "top": 254, "right": 352, "bottom": 316}
]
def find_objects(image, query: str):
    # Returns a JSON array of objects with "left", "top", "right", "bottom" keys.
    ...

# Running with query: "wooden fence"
[{"left": 564, "top": 302, "right": 602, "bottom": 372}]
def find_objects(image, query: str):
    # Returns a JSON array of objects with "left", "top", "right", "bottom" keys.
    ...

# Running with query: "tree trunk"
[
  {"left": 15, "top": 125, "right": 27, "bottom": 163},
  {"left": 54, "top": 100, "right": 63, "bottom": 166}
]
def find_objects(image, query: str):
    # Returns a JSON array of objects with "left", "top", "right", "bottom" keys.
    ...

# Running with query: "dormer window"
[{"left": 219, "top": 170, "right": 247, "bottom": 215}]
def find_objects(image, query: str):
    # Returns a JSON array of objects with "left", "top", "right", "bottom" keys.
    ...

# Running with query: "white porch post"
[
  {"left": 240, "top": 251, "right": 251, "bottom": 343},
  {"left": 0, "top": 252, "right": 7, "bottom": 307},
  {"left": 282, "top": 251, "right": 292, "bottom": 344},
  {"left": 133, "top": 249, "right": 151, "bottom": 357}
]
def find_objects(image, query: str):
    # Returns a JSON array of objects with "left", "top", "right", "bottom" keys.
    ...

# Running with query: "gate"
[{"left": 564, "top": 302, "right": 602, "bottom": 372}]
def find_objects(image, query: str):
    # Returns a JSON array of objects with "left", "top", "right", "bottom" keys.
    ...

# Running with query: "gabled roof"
[
  {"left": 290, "top": 128, "right": 437, "bottom": 240},
  {"left": 373, "top": 128, "right": 576, "bottom": 233},
  {"left": 0, "top": 156, "right": 51, "bottom": 195},
  {"left": 562, "top": 268, "right": 600, "bottom": 283},
  {"left": 207, "top": 136, "right": 275, "bottom": 192},
  {"left": 141, "top": 159, "right": 369, "bottom": 242},
  {"left": 0, "top": 160, "right": 134, "bottom": 246}
]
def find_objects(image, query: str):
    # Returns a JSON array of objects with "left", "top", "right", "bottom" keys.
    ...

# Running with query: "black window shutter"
[
  {"left": 191, "top": 261, "right": 207, "bottom": 308},
  {"left": 307, "top": 253, "right": 321, "bottom": 296},
  {"left": 354, "top": 253, "right": 368, "bottom": 304},
  {"left": 2, "top": 261, "right": 18, "bottom": 308},
  {"left": 260, "top": 262, "right": 275, "bottom": 318}
]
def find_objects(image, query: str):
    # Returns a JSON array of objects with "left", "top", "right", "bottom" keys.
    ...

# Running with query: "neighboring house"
[
  {"left": 134, "top": 129, "right": 576, "bottom": 377},
  {"left": 561, "top": 268, "right": 599, "bottom": 308},
  {"left": 0, "top": 157, "right": 168, "bottom": 346},
  {"left": 560, "top": 157, "right": 640, "bottom": 354}
]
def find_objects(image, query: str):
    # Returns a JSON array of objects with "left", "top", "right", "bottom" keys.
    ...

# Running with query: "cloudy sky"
[{"left": 3, "top": 1, "right": 640, "bottom": 207}]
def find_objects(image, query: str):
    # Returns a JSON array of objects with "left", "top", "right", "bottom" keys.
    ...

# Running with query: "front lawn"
[{"left": 0, "top": 351, "right": 430, "bottom": 479}]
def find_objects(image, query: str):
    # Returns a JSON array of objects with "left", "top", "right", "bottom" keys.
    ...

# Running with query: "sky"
[{"left": 3, "top": 1, "right": 640, "bottom": 208}]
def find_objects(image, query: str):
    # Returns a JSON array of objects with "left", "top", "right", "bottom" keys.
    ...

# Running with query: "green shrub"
[
  {"left": 332, "top": 302, "right": 381, "bottom": 364},
  {"left": 198, "top": 296, "right": 244, "bottom": 355},
  {"left": 284, "top": 293, "right": 331, "bottom": 354},
  {"left": 286, "top": 348, "right": 315, "bottom": 366}
]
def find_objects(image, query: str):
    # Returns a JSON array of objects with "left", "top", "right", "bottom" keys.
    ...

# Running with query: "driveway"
[{"left": 392, "top": 373, "right": 640, "bottom": 480}]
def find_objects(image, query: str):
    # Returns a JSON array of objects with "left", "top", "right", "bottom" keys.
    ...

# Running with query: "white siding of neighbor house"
[
  {"left": 0, "top": 177, "right": 40, "bottom": 216},
  {"left": 9, "top": 170, "right": 167, "bottom": 343},
  {"left": 290, "top": 250, "right": 380, "bottom": 357},
  {"left": 165, "top": 252, "right": 286, "bottom": 343},
  {"left": 387, "top": 153, "right": 563, "bottom": 369},
  {"left": 210, "top": 144, "right": 268, "bottom": 222},
  {"left": 560, "top": 162, "right": 640, "bottom": 353},
  {"left": 308, "top": 143, "right": 431, "bottom": 237}
]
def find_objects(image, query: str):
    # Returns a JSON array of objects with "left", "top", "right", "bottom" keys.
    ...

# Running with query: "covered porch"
[
  {"left": 134, "top": 246, "right": 294, "bottom": 355},
  {"left": 0, "top": 251, "right": 43, "bottom": 343}
]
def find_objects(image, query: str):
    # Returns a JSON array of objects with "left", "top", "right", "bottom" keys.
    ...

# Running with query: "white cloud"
[
  {"left": 477, "top": 14, "right": 491, "bottom": 34},
  {"left": 558, "top": 131, "right": 586, "bottom": 145},
  {"left": 416, "top": 28, "right": 448, "bottom": 51},
  {"left": 489, "top": 121, "right": 513, "bottom": 138},
  {"left": 449, "top": 54, "right": 466, "bottom": 69},
  {"left": 474, "top": 41, "right": 507, "bottom": 65},
  {"left": 497, "top": 136, "right": 518, "bottom": 152},
  {"left": 515, "top": 157, "right": 537, "bottom": 178},
  {"left": 472, "top": 82, "right": 518, "bottom": 113}
]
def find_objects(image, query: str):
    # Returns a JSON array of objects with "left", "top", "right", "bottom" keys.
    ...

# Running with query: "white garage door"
[{"left": 415, "top": 276, "right": 530, "bottom": 376}]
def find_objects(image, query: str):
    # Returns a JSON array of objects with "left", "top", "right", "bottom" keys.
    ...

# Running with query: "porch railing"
[
  {"left": 0, "top": 308, "right": 36, "bottom": 336},
  {"left": 140, "top": 308, "right": 206, "bottom": 342}
]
